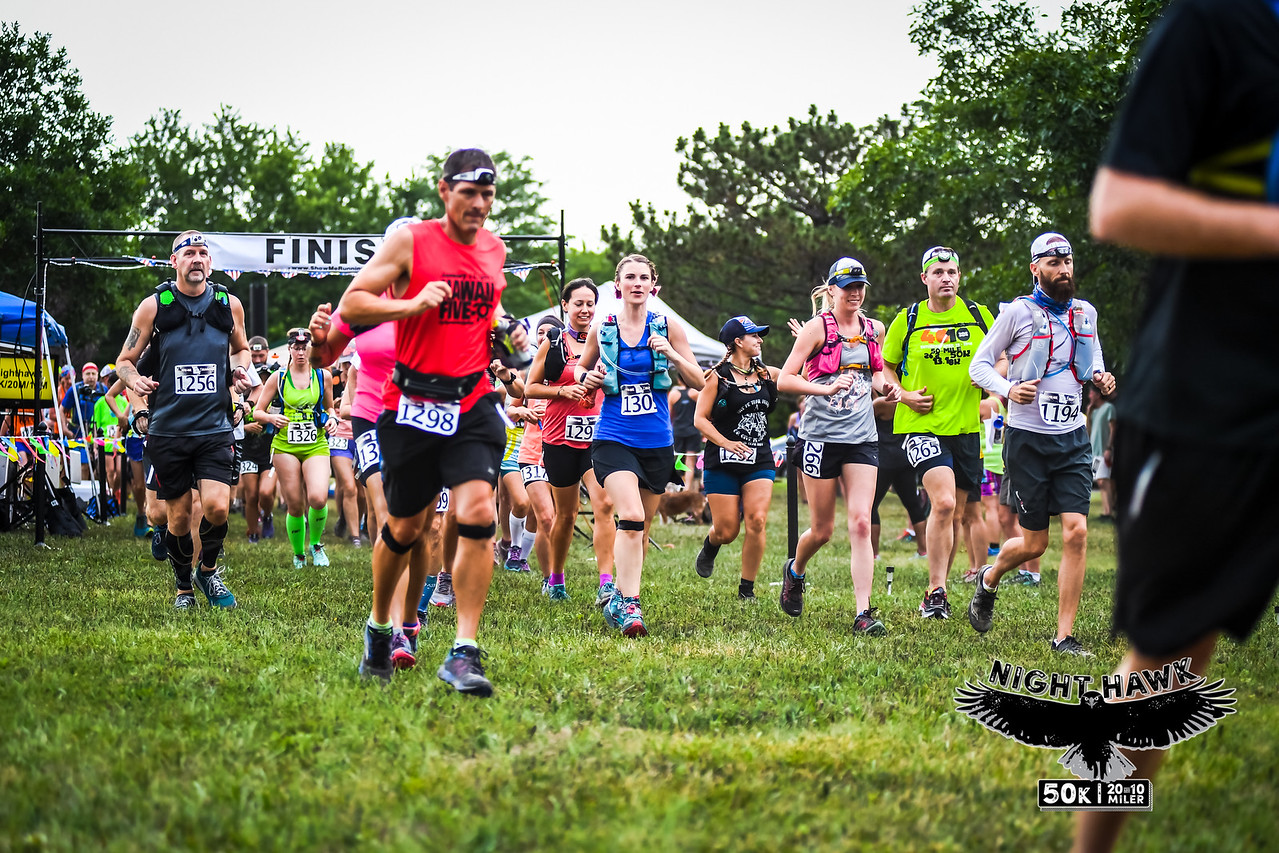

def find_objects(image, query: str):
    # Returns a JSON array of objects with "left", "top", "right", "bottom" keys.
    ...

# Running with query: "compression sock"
[
  {"left": 198, "top": 518, "right": 228, "bottom": 572},
  {"left": 509, "top": 513, "right": 526, "bottom": 547},
  {"left": 286, "top": 513, "right": 306, "bottom": 556},
  {"left": 166, "top": 529, "right": 194, "bottom": 590},
  {"left": 307, "top": 505, "right": 328, "bottom": 546},
  {"left": 550, "top": 572, "right": 565, "bottom": 586},
  {"left": 599, "top": 572, "right": 613, "bottom": 587},
  {"left": 519, "top": 528, "right": 536, "bottom": 557}
]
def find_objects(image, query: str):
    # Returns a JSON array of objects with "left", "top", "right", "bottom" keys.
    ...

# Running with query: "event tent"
[{"left": 0, "top": 290, "right": 68, "bottom": 354}]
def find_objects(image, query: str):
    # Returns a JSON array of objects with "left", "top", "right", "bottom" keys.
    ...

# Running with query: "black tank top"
[
  {"left": 705, "top": 365, "right": 777, "bottom": 472},
  {"left": 148, "top": 286, "right": 232, "bottom": 437}
]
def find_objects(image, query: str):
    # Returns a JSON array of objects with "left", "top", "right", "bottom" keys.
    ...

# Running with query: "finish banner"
[{"left": 132, "top": 233, "right": 384, "bottom": 279}]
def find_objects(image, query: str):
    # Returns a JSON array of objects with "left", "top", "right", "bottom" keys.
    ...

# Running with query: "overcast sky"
[{"left": 6, "top": 0, "right": 1065, "bottom": 247}]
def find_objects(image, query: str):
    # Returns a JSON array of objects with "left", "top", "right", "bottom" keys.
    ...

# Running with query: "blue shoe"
[
  {"left": 193, "top": 569, "right": 236, "bottom": 609},
  {"left": 133, "top": 516, "right": 150, "bottom": 537},
  {"left": 617, "top": 596, "right": 648, "bottom": 638},
  {"left": 503, "top": 545, "right": 528, "bottom": 573},
  {"left": 548, "top": 583, "right": 569, "bottom": 601},
  {"left": 151, "top": 525, "right": 168, "bottom": 561},
  {"left": 1009, "top": 569, "right": 1041, "bottom": 587},
  {"left": 595, "top": 581, "right": 616, "bottom": 609},
  {"left": 437, "top": 645, "right": 493, "bottom": 696},
  {"left": 359, "top": 623, "right": 394, "bottom": 683},
  {"left": 603, "top": 591, "right": 624, "bottom": 629},
  {"left": 261, "top": 514, "right": 275, "bottom": 540}
]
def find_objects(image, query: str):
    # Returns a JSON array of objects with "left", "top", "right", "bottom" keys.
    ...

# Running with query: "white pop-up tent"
[{"left": 517, "top": 291, "right": 725, "bottom": 366}]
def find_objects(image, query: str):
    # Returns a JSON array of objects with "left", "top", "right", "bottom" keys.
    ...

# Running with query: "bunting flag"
[
  {"left": 1, "top": 436, "right": 127, "bottom": 457},
  {"left": 509, "top": 266, "right": 533, "bottom": 282}
]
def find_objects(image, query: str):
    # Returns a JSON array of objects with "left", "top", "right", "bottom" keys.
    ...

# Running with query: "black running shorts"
[
  {"left": 591, "top": 441, "right": 676, "bottom": 494},
  {"left": 795, "top": 439, "right": 878, "bottom": 479},
  {"left": 147, "top": 432, "right": 236, "bottom": 500},
  {"left": 351, "top": 416, "right": 381, "bottom": 484},
  {"left": 1002, "top": 425, "right": 1092, "bottom": 531},
  {"left": 543, "top": 442, "right": 595, "bottom": 489},
  {"left": 377, "top": 396, "right": 505, "bottom": 519},
  {"left": 1112, "top": 421, "right": 1279, "bottom": 657},
  {"left": 902, "top": 432, "right": 982, "bottom": 496}
]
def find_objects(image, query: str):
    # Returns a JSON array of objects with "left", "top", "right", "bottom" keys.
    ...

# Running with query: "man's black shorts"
[
  {"left": 147, "top": 432, "right": 236, "bottom": 501},
  {"left": 1112, "top": 421, "right": 1279, "bottom": 657},
  {"left": 1003, "top": 425, "right": 1092, "bottom": 531},
  {"left": 673, "top": 433, "right": 703, "bottom": 455},
  {"left": 592, "top": 441, "right": 676, "bottom": 494},
  {"left": 543, "top": 442, "right": 594, "bottom": 489},
  {"left": 902, "top": 432, "right": 982, "bottom": 495},
  {"left": 377, "top": 396, "right": 505, "bottom": 519}
]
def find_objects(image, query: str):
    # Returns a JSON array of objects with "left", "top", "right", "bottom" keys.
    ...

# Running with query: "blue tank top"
[{"left": 596, "top": 317, "right": 673, "bottom": 448}]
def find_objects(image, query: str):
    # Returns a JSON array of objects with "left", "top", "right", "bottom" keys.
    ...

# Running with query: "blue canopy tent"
[{"left": 0, "top": 289, "right": 68, "bottom": 353}]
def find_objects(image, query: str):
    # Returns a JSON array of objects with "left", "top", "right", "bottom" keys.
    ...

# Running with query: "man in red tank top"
[{"left": 336, "top": 149, "right": 527, "bottom": 695}]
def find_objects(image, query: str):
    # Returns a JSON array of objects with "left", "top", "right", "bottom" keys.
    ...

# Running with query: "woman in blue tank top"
[{"left": 575, "top": 254, "right": 705, "bottom": 638}]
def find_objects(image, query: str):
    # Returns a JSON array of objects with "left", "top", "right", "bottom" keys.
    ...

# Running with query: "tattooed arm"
[{"left": 117, "top": 298, "right": 159, "bottom": 395}]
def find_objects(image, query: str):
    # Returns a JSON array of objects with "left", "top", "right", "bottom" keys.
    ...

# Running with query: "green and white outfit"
[{"left": 271, "top": 367, "right": 330, "bottom": 559}]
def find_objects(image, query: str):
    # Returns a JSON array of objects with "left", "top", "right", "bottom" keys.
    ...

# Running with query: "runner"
[
  {"left": 575, "top": 255, "right": 705, "bottom": 637},
  {"left": 253, "top": 328, "right": 336, "bottom": 570},
  {"left": 115, "top": 230, "right": 251, "bottom": 609},
  {"left": 238, "top": 337, "right": 276, "bottom": 543},
  {"left": 692, "top": 316, "right": 780, "bottom": 601},
  {"left": 778, "top": 259, "right": 900, "bottom": 632},
  {"left": 329, "top": 355, "right": 360, "bottom": 547},
  {"left": 669, "top": 377, "right": 702, "bottom": 493},
  {"left": 1080, "top": 3, "right": 1279, "bottom": 845},
  {"left": 881, "top": 246, "right": 996, "bottom": 620},
  {"left": 966, "top": 232, "right": 1115, "bottom": 655},
  {"left": 869, "top": 394, "right": 928, "bottom": 560},
  {"left": 524, "top": 279, "right": 616, "bottom": 605},
  {"left": 1086, "top": 385, "right": 1115, "bottom": 521},
  {"left": 494, "top": 367, "right": 532, "bottom": 573},
  {"left": 508, "top": 317, "right": 559, "bottom": 595},
  {"left": 334, "top": 149, "right": 525, "bottom": 692}
]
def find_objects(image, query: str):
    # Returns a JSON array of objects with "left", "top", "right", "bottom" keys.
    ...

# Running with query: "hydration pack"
[
  {"left": 598, "top": 312, "right": 673, "bottom": 396},
  {"left": 804, "top": 312, "right": 883, "bottom": 380},
  {"left": 1007, "top": 297, "right": 1096, "bottom": 383},
  {"left": 152, "top": 281, "right": 234, "bottom": 337}
]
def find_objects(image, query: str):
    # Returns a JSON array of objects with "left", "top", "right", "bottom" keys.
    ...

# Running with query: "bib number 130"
[
  {"left": 396, "top": 397, "right": 460, "bottom": 436},
  {"left": 620, "top": 383, "right": 656, "bottom": 416}
]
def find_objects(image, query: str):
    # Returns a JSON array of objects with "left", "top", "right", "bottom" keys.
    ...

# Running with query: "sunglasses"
[
  {"left": 1033, "top": 246, "right": 1073, "bottom": 260},
  {"left": 448, "top": 168, "right": 496, "bottom": 185}
]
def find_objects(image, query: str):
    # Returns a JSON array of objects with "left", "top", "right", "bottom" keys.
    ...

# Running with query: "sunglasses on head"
[{"left": 448, "top": 168, "right": 496, "bottom": 185}]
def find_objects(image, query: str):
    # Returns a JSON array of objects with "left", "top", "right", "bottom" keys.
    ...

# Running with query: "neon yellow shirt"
[{"left": 883, "top": 299, "right": 995, "bottom": 436}]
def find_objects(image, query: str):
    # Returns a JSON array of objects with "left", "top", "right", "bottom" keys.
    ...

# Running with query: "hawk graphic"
[{"left": 954, "top": 677, "right": 1236, "bottom": 781}]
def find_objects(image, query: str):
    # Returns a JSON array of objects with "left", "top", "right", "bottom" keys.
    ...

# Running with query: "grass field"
[{"left": 1, "top": 484, "right": 1276, "bottom": 852}]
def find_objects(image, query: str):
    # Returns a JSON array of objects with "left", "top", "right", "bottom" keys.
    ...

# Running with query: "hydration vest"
[
  {"left": 273, "top": 367, "right": 329, "bottom": 429},
  {"left": 804, "top": 312, "right": 883, "bottom": 380},
  {"left": 1007, "top": 296, "right": 1095, "bottom": 383},
  {"left": 152, "top": 281, "right": 234, "bottom": 337},
  {"left": 597, "top": 313, "right": 673, "bottom": 396}
]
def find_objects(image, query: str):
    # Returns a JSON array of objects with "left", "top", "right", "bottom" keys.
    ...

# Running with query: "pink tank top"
[
  {"left": 330, "top": 307, "right": 395, "bottom": 424},
  {"left": 541, "top": 337, "right": 602, "bottom": 449}
]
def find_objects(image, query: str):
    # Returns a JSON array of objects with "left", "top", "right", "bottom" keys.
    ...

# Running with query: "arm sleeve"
[{"left": 970, "top": 305, "right": 1017, "bottom": 397}]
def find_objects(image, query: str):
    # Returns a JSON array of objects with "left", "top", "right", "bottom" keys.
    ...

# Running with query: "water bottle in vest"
[
  {"left": 1018, "top": 313, "right": 1052, "bottom": 381},
  {"left": 992, "top": 414, "right": 1004, "bottom": 445},
  {"left": 1070, "top": 310, "right": 1096, "bottom": 381}
]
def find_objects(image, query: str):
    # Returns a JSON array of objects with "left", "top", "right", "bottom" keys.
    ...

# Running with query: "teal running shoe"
[
  {"left": 193, "top": 569, "right": 236, "bottom": 609},
  {"left": 548, "top": 583, "right": 569, "bottom": 601},
  {"left": 312, "top": 544, "right": 330, "bottom": 568}
]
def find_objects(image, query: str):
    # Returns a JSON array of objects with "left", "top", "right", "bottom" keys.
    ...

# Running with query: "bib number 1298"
[{"left": 396, "top": 397, "right": 460, "bottom": 436}]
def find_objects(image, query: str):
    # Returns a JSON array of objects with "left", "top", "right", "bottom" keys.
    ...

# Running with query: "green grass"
[{"left": 1, "top": 486, "right": 1276, "bottom": 852}]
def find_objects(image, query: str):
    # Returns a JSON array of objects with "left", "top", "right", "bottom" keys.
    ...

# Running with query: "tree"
[
  {"left": 829, "top": 0, "right": 1172, "bottom": 370},
  {"left": 0, "top": 22, "right": 143, "bottom": 361},
  {"left": 604, "top": 106, "right": 879, "bottom": 365}
]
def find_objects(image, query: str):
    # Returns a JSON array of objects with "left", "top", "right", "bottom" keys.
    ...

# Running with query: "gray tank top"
[
  {"left": 148, "top": 286, "right": 232, "bottom": 437},
  {"left": 798, "top": 337, "right": 877, "bottom": 445}
]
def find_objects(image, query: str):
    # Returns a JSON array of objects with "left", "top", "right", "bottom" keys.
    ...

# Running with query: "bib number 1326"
[
  {"left": 396, "top": 397, "right": 460, "bottom": 436},
  {"left": 620, "top": 383, "right": 656, "bottom": 416}
]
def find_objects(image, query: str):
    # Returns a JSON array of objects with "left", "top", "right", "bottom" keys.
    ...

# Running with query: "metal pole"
[
  {"left": 33, "top": 203, "right": 47, "bottom": 547},
  {"left": 558, "top": 210, "right": 566, "bottom": 289},
  {"left": 95, "top": 435, "right": 108, "bottom": 524},
  {"left": 786, "top": 434, "right": 798, "bottom": 559}
]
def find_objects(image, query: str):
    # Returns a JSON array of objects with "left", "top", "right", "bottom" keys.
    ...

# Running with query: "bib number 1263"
[{"left": 396, "top": 397, "right": 460, "bottom": 436}]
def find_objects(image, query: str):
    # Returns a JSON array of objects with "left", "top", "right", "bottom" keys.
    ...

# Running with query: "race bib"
[
  {"left": 396, "top": 397, "right": 460, "bottom": 436},
  {"left": 520, "top": 465, "right": 548, "bottom": 485},
  {"left": 287, "top": 420, "right": 318, "bottom": 444},
  {"left": 174, "top": 363, "right": 217, "bottom": 395},
  {"left": 239, "top": 459, "right": 258, "bottom": 475},
  {"left": 1039, "top": 391, "right": 1082, "bottom": 426},
  {"left": 565, "top": 415, "right": 597, "bottom": 443},
  {"left": 355, "top": 431, "right": 381, "bottom": 473},
  {"left": 802, "top": 441, "right": 824, "bottom": 477},
  {"left": 620, "top": 383, "right": 657, "bottom": 416},
  {"left": 720, "top": 445, "right": 758, "bottom": 465},
  {"left": 328, "top": 436, "right": 349, "bottom": 451},
  {"left": 904, "top": 434, "right": 942, "bottom": 468},
  {"left": 435, "top": 488, "right": 450, "bottom": 513}
]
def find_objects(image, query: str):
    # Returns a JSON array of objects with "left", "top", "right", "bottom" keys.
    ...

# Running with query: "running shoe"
[
  {"left": 1009, "top": 569, "right": 1041, "bottom": 587},
  {"left": 541, "top": 578, "right": 551, "bottom": 596},
  {"left": 312, "top": 543, "right": 330, "bottom": 568},
  {"left": 247, "top": 533, "right": 260, "bottom": 544},
  {"left": 133, "top": 516, "right": 150, "bottom": 537},
  {"left": 896, "top": 528, "right": 916, "bottom": 543},
  {"left": 595, "top": 581, "right": 616, "bottom": 609},
  {"left": 1051, "top": 635, "right": 1093, "bottom": 657},
  {"left": 151, "top": 525, "right": 168, "bottom": 561},
  {"left": 853, "top": 608, "right": 887, "bottom": 636},
  {"left": 738, "top": 587, "right": 757, "bottom": 602},
  {"left": 503, "top": 545, "right": 528, "bottom": 573},
  {"left": 174, "top": 591, "right": 196, "bottom": 610},
  {"left": 193, "top": 570, "right": 236, "bottom": 609},
  {"left": 968, "top": 566, "right": 997, "bottom": 633},
  {"left": 919, "top": 586, "right": 950, "bottom": 619},
  {"left": 616, "top": 596, "right": 648, "bottom": 638},
  {"left": 437, "top": 645, "right": 493, "bottom": 696},
  {"left": 603, "top": 590, "right": 624, "bottom": 629},
  {"left": 418, "top": 576, "right": 438, "bottom": 621},
  {"left": 350, "top": 537, "right": 361, "bottom": 548},
  {"left": 494, "top": 539, "right": 510, "bottom": 567},
  {"left": 359, "top": 624, "right": 394, "bottom": 683},
  {"left": 390, "top": 631, "right": 417, "bottom": 671},
  {"left": 292, "top": 554, "right": 306, "bottom": 570},
  {"left": 430, "top": 572, "right": 455, "bottom": 607},
  {"left": 779, "top": 558, "right": 804, "bottom": 618},
  {"left": 961, "top": 566, "right": 981, "bottom": 584},
  {"left": 987, "top": 545, "right": 1001, "bottom": 557},
  {"left": 335, "top": 515, "right": 348, "bottom": 539},
  {"left": 695, "top": 537, "right": 716, "bottom": 578},
  {"left": 261, "top": 514, "right": 275, "bottom": 539},
  {"left": 548, "top": 583, "right": 569, "bottom": 601}
]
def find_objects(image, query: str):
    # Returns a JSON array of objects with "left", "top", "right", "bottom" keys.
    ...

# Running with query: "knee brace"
[
  {"left": 616, "top": 519, "right": 645, "bottom": 532},
  {"left": 198, "top": 518, "right": 228, "bottom": 569},
  {"left": 457, "top": 521, "right": 497, "bottom": 540},
  {"left": 380, "top": 523, "right": 413, "bottom": 555}
]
